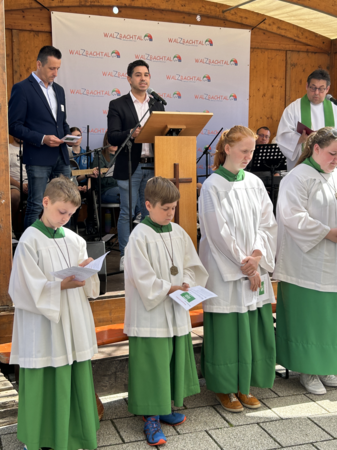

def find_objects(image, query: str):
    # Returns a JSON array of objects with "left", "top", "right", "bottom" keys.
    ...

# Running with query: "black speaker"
[{"left": 86, "top": 241, "right": 107, "bottom": 295}]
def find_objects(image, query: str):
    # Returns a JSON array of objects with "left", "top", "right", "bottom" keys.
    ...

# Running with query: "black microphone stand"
[
  {"left": 197, "top": 127, "right": 223, "bottom": 180},
  {"left": 70, "top": 145, "right": 110, "bottom": 241},
  {"left": 107, "top": 98, "right": 157, "bottom": 234}
]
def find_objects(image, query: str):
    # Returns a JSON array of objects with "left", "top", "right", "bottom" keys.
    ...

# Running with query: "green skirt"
[
  {"left": 128, "top": 334, "right": 200, "bottom": 415},
  {"left": 17, "top": 360, "right": 99, "bottom": 450},
  {"left": 201, "top": 304, "right": 276, "bottom": 395},
  {"left": 276, "top": 281, "right": 337, "bottom": 374}
]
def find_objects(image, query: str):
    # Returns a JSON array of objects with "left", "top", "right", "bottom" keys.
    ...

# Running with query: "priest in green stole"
[
  {"left": 274, "top": 127, "right": 337, "bottom": 394},
  {"left": 276, "top": 69, "right": 336, "bottom": 171}
]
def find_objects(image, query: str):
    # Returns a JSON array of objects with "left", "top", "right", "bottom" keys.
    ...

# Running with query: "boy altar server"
[
  {"left": 124, "top": 176, "right": 208, "bottom": 446},
  {"left": 9, "top": 176, "right": 100, "bottom": 450}
]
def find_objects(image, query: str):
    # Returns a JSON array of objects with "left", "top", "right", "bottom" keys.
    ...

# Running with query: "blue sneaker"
[
  {"left": 159, "top": 411, "right": 186, "bottom": 426},
  {"left": 143, "top": 415, "right": 167, "bottom": 446}
]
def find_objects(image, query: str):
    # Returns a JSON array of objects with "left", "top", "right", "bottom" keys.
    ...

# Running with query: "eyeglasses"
[
  {"left": 308, "top": 85, "right": 327, "bottom": 93},
  {"left": 258, "top": 134, "right": 269, "bottom": 139}
]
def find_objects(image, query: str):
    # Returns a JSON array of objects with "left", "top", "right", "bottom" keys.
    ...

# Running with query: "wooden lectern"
[{"left": 135, "top": 111, "right": 213, "bottom": 247}]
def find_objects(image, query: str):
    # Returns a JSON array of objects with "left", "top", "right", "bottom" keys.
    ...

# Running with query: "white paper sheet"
[
  {"left": 242, "top": 273, "right": 270, "bottom": 306},
  {"left": 61, "top": 134, "right": 82, "bottom": 143},
  {"left": 51, "top": 252, "right": 109, "bottom": 281},
  {"left": 169, "top": 286, "right": 217, "bottom": 311}
]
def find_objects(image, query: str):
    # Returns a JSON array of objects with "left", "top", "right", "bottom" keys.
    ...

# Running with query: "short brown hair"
[
  {"left": 44, "top": 175, "right": 81, "bottom": 207},
  {"left": 145, "top": 176, "right": 180, "bottom": 206},
  {"left": 213, "top": 125, "right": 257, "bottom": 170},
  {"left": 296, "top": 127, "right": 337, "bottom": 166}
]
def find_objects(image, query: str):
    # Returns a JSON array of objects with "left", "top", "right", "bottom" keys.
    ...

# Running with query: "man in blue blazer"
[
  {"left": 8, "top": 45, "right": 71, "bottom": 229},
  {"left": 108, "top": 60, "right": 165, "bottom": 270}
]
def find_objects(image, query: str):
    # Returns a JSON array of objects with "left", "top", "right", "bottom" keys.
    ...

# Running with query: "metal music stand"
[{"left": 250, "top": 144, "right": 287, "bottom": 212}]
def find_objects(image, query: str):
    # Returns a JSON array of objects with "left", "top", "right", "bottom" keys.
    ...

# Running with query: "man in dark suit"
[
  {"left": 108, "top": 60, "right": 165, "bottom": 270},
  {"left": 8, "top": 45, "right": 71, "bottom": 229}
]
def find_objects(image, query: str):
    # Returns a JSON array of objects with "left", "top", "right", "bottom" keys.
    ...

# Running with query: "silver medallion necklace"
[{"left": 159, "top": 231, "right": 179, "bottom": 276}]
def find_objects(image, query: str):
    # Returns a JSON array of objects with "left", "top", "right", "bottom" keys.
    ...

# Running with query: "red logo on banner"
[
  {"left": 70, "top": 88, "right": 113, "bottom": 97},
  {"left": 194, "top": 57, "right": 238, "bottom": 66},
  {"left": 165, "top": 74, "right": 210, "bottom": 83},
  {"left": 102, "top": 70, "right": 127, "bottom": 79},
  {"left": 68, "top": 49, "right": 111, "bottom": 58},
  {"left": 194, "top": 94, "right": 229, "bottom": 101}
]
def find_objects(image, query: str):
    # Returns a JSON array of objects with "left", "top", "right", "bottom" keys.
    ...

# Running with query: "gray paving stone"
[
  {"left": 113, "top": 416, "right": 177, "bottom": 443},
  {"left": 283, "top": 446, "right": 315, "bottom": 449},
  {"left": 271, "top": 377, "right": 308, "bottom": 397},
  {"left": 0, "top": 423, "right": 17, "bottom": 435},
  {"left": 97, "top": 419, "right": 123, "bottom": 446},
  {"left": 262, "top": 394, "right": 328, "bottom": 418},
  {"left": 177, "top": 406, "right": 228, "bottom": 434},
  {"left": 0, "top": 433, "right": 22, "bottom": 450},
  {"left": 163, "top": 430, "right": 219, "bottom": 449},
  {"left": 209, "top": 423, "right": 280, "bottom": 450},
  {"left": 314, "top": 441, "right": 337, "bottom": 449},
  {"left": 310, "top": 414, "right": 337, "bottom": 438},
  {"left": 214, "top": 403, "right": 280, "bottom": 426},
  {"left": 183, "top": 386, "right": 218, "bottom": 408},
  {"left": 260, "top": 418, "right": 332, "bottom": 447},
  {"left": 250, "top": 386, "right": 278, "bottom": 399},
  {"left": 102, "top": 397, "right": 134, "bottom": 420},
  {"left": 306, "top": 390, "right": 337, "bottom": 413},
  {"left": 100, "top": 442, "right": 150, "bottom": 449}
]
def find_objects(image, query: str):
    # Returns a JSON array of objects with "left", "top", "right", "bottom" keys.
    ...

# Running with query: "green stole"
[
  {"left": 215, "top": 165, "right": 245, "bottom": 182},
  {"left": 301, "top": 156, "right": 325, "bottom": 173},
  {"left": 142, "top": 215, "right": 172, "bottom": 233},
  {"left": 31, "top": 219, "right": 65, "bottom": 239},
  {"left": 300, "top": 94, "right": 335, "bottom": 129}
]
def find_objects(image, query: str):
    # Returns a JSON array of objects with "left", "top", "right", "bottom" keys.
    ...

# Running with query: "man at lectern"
[
  {"left": 107, "top": 59, "right": 165, "bottom": 271},
  {"left": 276, "top": 69, "right": 337, "bottom": 171}
]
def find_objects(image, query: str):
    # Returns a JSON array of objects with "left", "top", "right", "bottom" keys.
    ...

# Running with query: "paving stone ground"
[{"left": 1, "top": 372, "right": 337, "bottom": 450}]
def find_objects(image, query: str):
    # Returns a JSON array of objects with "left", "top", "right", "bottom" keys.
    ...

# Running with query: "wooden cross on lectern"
[{"left": 169, "top": 163, "right": 192, "bottom": 224}]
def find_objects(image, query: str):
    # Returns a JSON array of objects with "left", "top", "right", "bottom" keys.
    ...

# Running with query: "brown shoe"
[
  {"left": 216, "top": 393, "right": 244, "bottom": 413},
  {"left": 237, "top": 391, "right": 261, "bottom": 409}
]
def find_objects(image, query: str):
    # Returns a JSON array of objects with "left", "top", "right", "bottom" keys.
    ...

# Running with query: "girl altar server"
[
  {"left": 274, "top": 127, "right": 337, "bottom": 394},
  {"left": 199, "top": 126, "right": 277, "bottom": 413},
  {"left": 9, "top": 176, "right": 100, "bottom": 450}
]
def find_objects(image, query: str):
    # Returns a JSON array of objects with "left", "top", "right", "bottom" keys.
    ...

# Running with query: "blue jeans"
[
  {"left": 117, "top": 162, "right": 153, "bottom": 256},
  {"left": 101, "top": 186, "right": 120, "bottom": 204},
  {"left": 25, "top": 154, "right": 71, "bottom": 229}
]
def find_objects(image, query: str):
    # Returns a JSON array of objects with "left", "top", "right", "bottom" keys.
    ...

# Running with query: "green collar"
[
  {"left": 215, "top": 165, "right": 245, "bottom": 182},
  {"left": 31, "top": 219, "right": 65, "bottom": 239},
  {"left": 142, "top": 215, "right": 172, "bottom": 233},
  {"left": 302, "top": 156, "right": 325, "bottom": 173}
]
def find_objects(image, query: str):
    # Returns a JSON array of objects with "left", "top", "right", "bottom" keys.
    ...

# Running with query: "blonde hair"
[
  {"left": 44, "top": 175, "right": 81, "bottom": 207},
  {"left": 213, "top": 125, "right": 257, "bottom": 170},
  {"left": 296, "top": 127, "right": 337, "bottom": 166},
  {"left": 145, "top": 176, "right": 180, "bottom": 206}
]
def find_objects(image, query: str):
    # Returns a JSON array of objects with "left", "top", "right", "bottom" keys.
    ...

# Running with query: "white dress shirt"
[
  {"left": 32, "top": 72, "right": 57, "bottom": 121},
  {"left": 130, "top": 91, "right": 153, "bottom": 157}
]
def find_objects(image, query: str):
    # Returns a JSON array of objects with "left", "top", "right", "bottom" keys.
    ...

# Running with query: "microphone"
[
  {"left": 147, "top": 88, "right": 167, "bottom": 106},
  {"left": 326, "top": 94, "right": 337, "bottom": 105}
]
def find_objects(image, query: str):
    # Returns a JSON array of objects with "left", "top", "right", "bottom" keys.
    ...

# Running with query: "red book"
[{"left": 297, "top": 121, "right": 314, "bottom": 135}]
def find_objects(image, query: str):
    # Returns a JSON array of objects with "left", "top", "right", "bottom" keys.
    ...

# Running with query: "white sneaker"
[
  {"left": 119, "top": 255, "right": 125, "bottom": 271},
  {"left": 319, "top": 375, "right": 337, "bottom": 387},
  {"left": 300, "top": 373, "right": 326, "bottom": 394}
]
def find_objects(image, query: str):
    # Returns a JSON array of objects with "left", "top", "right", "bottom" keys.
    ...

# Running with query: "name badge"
[
  {"left": 242, "top": 273, "right": 271, "bottom": 306},
  {"left": 61, "top": 104, "right": 65, "bottom": 112}
]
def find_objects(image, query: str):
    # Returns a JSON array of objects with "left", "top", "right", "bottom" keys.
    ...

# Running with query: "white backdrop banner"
[{"left": 52, "top": 12, "right": 251, "bottom": 177}]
